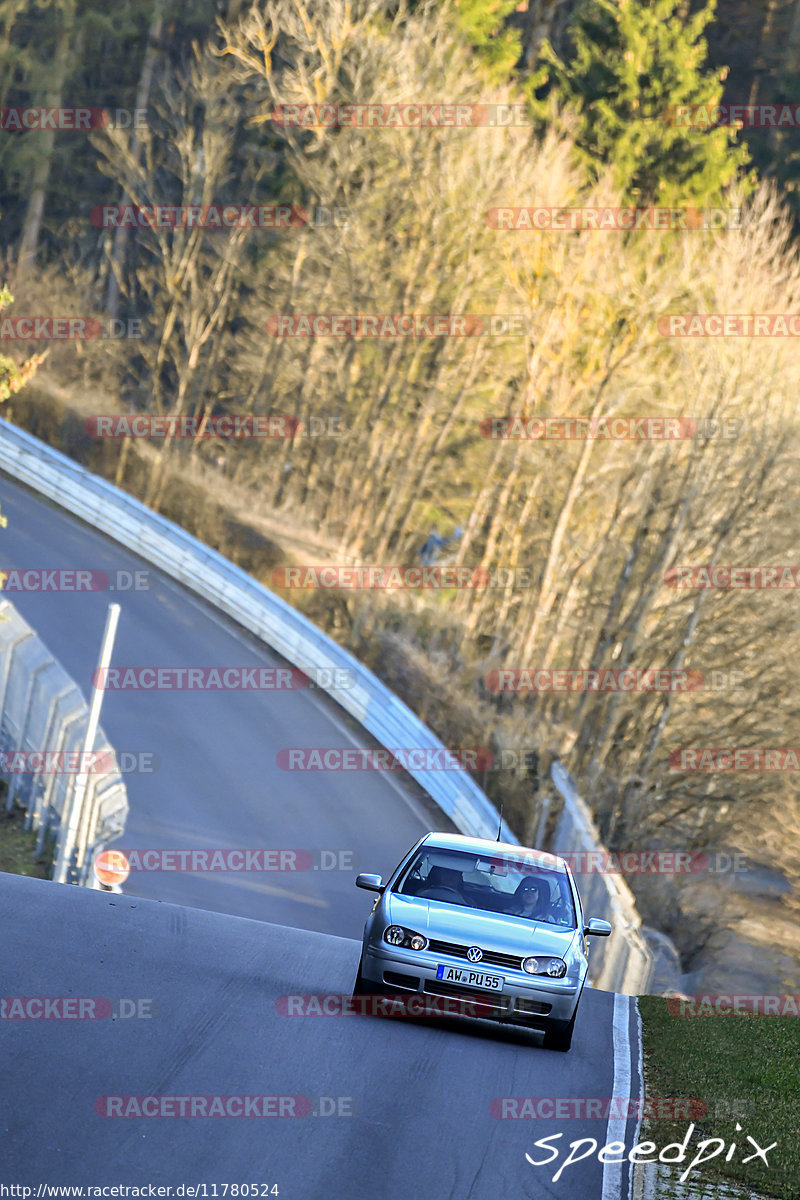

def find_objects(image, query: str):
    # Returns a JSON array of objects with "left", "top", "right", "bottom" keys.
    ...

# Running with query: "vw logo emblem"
[{"left": 467, "top": 946, "right": 483, "bottom": 963}]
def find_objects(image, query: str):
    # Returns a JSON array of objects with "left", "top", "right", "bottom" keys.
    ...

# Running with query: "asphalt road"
[
  {"left": 0, "top": 473, "right": 442, "bottom": 937},
  {"left": 0, "top": 468, "right": 644, "bottom": 1200},
  {"left": 1, "top": 873, "right": 643, "bottom": 1198}
]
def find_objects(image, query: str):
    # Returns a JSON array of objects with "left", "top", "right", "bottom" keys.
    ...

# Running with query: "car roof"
[{"left": 419, "top": 831, "right": 568, "bottom": 873}]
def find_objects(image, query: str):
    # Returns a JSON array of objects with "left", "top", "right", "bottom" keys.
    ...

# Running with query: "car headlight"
[
  {"left": 383, "top": 925, "right": 428, "bottom": 950},
  {"left": 522, "top": 956, "right": 567, "bottom": 978}
]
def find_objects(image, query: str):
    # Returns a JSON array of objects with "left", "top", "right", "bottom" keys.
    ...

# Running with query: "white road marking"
[{"left": 602, "top": 992, "right": 634, "bottom": 1200}]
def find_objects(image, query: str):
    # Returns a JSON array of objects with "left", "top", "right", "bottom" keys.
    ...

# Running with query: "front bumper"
[{"left": 361, "top": 944, "right": 581, "bottom": 1025}]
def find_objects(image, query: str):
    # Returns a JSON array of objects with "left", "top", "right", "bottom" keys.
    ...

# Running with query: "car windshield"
[{"left": 393, "top": 846, "right": 576, "bottom": 928}]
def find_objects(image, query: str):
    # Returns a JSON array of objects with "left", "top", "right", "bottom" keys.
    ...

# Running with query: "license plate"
[{"left": 436, "top": 964, "right": 504, "bottom": 991}]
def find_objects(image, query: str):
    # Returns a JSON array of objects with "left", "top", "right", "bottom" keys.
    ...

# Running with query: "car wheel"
[{"left": 542, "top": 1009, "right": 577, "bottom": 1052}]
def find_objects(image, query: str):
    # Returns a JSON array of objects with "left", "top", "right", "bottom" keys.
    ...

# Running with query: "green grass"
[
  {"left": 0, "top": 793, "right": 53, "bottom": 878},
  {"left": 638, "top": 995, "right": 800, "bottom": 1199}
]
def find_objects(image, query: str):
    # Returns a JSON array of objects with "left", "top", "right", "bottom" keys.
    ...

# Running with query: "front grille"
[{"left": 427, "top": 938, "right": 524, "bottom": 971}]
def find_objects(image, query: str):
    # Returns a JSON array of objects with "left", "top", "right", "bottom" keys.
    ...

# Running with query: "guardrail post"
[{"left": 53, "top": 604, "right": 120, "bottom": 885}]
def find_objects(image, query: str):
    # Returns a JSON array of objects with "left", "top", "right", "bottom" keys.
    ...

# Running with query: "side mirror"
[
  {"left": 356, "top": 873, "right": 384, "bottom": 892},
  {"left": 584, "top": 918, "right": 612, "bottom": 937}
]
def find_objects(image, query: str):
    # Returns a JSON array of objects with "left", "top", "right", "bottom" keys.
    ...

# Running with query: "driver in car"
[{"left": 506, "top": 876, "right": 553, "bottom": 920}]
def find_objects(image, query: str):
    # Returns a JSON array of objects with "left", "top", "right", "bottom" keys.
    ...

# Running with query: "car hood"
[{"left": 385, "top": 893, "right": 577, "bottom": 956}]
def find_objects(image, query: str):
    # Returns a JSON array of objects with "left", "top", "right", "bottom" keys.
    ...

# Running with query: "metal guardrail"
[
  {"left": 0, "top": 417, "right": 514, "bottom": 845},
  {"left": 550, "top": 761, "right": 654, "bottom": 994},
  {"left": 0, "top": 417, "right": 653, "bottom": 991},
  {"left": 0, "top": 597, "right": 128, "bottom": 879}
]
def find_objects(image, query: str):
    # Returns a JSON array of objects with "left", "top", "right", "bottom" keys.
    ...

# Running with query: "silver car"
[{"left": 353, "top": 831, "right": 611, "bottom": 1051}]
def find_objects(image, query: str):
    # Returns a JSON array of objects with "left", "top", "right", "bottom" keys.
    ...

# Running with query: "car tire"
[{"left": 542, "top": 1009, "right": 577, "bottom": 1052}]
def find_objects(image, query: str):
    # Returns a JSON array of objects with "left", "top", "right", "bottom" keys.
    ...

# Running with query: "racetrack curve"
[
  {"left": 0, "top": 473, "right": 443, "bottom": 936},
  {"left": 0, "top": 466, "right": 643, "bottom": 1199}
]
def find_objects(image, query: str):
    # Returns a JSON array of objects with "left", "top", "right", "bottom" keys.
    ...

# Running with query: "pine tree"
[
  {"left": 450, "top": 0, "right": 522, "bottom": 82},
  {"left": 531, "top": 0, "right": 754, "bottom": 206}
]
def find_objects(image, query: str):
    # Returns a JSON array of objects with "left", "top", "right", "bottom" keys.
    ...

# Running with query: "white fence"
[
  {"left": 0, "top": 597, "right": 128, "bottom": 881},
  {"left": 0, "top": 417, "right": 652, "bottom": 991}
]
